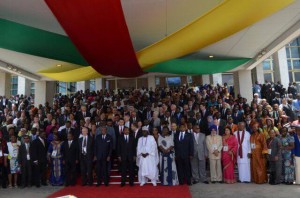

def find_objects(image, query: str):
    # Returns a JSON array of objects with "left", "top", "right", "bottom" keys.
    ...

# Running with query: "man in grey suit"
[{"left": 190, "top": 125, "right": 209, "bottom": 184}]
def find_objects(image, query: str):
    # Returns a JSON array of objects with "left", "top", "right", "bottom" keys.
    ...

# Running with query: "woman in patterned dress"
[
  {"left": 158, "top": 127, "right": 179, "bottom": 186},
  {"left": 7, "top": 135, "right": 21, "bottom": 188},
  {"left": 280, "top": 127, "right": 295, "bottom": 185},
  {"left": 48, "top": 134, "right": 64, "bottom": 186}
]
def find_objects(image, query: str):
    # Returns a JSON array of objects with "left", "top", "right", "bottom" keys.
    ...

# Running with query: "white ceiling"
[{"left": 0, "top": 0, "right": 300, "bottom": 80}]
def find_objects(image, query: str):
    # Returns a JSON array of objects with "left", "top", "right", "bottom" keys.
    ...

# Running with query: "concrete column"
[
  {"left": 273, "top": 47, "right": 289, "bottom": 88},
  {"left": 34, "top": 81, "right": 56, "bottom": 106},
  {"left": 210, "top": 73, "right": 222, "bottom": 86},
  {"left": 252, "top": 63, "right": 265, "bottom": 84},
  {"left": 0, "top": 72, "right": 11, "bottom": 97},
  {"left": 17, "top": 76, "right": 31, "bottom": 96},
  {"left": 76, "top": 81, "right": 90, "bottom": 91},
  {"left": 148, "top": 75, "right": 156, "bottom": 90},
  {"left": 202, "top": 75, "right": 210, "bottom": 85},
  {"left": 234, "top": 70, "right": 253, "bottom": 103},
  {"left": 95, "top": 78, "right": 103, "bottom": 91}
]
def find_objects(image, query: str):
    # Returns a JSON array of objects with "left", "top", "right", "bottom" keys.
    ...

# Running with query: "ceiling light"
[
  {"left": 7, "top": 66, "right": 12, "bottom": 70},
  {"left": 209, "top": 55, "right": 214, "bottom": 58},
  {"left": 18, "top": 71, "right": 22, "bottom": 74},
  {"left": 56, "top": 64, "right": 62, "bottom": 67},
  {"left": 12, "top": 68, "right": 17, "bottom": 72}
]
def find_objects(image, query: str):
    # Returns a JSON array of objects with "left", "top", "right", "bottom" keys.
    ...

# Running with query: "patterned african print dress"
[
  {"left": 48, "top": 141, "right": 64, "bottom": 186},
  {"left": 281, "top": 135, "right": 295, "bottom": 183},
  {"left": 158, "top": 134, "right": 179, "bottom": 186}
]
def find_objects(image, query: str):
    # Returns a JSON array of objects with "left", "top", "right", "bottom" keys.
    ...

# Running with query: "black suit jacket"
[
  {"left": 18, "top": 143, "right": 33, "bottom": 164},
  {"left": 117, "top": 134, "right": 136, "bottom": 160},
  {"left": 76, "top": 111, "right": 92, "bottom": 122},
  {"left": 31, "top": 138, "right": 48, "bottom": 163},
  {"left": 62, "top": 140, "right": 79, "bottom": 163},
  {"left": 174, "top": 132, "right": 194, "bottom": 159},
  {"left": 78, "top": 136, "right": 94, "bottom": 161},
  {"left": 94, "top": 134, "right": 113, "bottom": 160},
  {"left": 60, "top": 128, "right": 76, "bottom": 142}
]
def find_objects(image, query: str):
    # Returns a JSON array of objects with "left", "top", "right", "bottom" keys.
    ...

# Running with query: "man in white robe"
[
  {"left": 137, "top": 126, "right": 159, "bottom": 186},
  {"left": 234, "top": 122, "right": 251, "bottom": 182}
]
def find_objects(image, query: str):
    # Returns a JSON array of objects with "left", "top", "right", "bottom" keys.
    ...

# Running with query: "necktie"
[
  {"left": 83, "top": 137, "right": 87, "bottom": 147},
  {"left": 102, "top": 135, "right": 105, "bottom": 140},
  {"left": 83, "top": 112, "right": 86, "bottom": 117},
  {"left": 68, "top": 141, "right": 71, "bottom": 148},
  {"left": 26, "top": 143, "right": 29, "bottom": 154},
  {"left": 180, "top": 133, "right": 184, "bottom": 141}
]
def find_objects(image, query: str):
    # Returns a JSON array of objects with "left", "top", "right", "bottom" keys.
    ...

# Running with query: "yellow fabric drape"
[
  {"left": 40, "top": 66, "right": 102, "bottom": 82},
  {"left": 136, "top": 0, "right": 294, "bottom": 68}
]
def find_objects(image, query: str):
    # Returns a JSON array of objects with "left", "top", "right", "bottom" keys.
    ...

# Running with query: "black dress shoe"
[
  {"left": 192, "top": 181, "right": 199, "bottom": 184},
  {"left": 179, "top": 182, "right": 184, "bottom": 185},
  {"left": 36, "top": 185, "right": 41, "bottom": 188},
  {"left": 187, "top": 183, "right": 192, "bottom": 186},
  {"left": 121, "top": 183, "right": 125, "bottom": 187},
  {"left": 218, "top": 181, "right": 223, "bottom": 184},
  {"left": 203, "top": 181, "right": 209, "bottom": 184},
  {"left": 129, "top": 183, "right": 134, "bottom": 186},
  {"left": 81, "top": 183, "right": 87, "bottom": 186},
  {"left": 211, "top": 181, "right": 216, "bottom": 184},
  {"left": 96, "top": 183, "right": 100, "bottom": 187},
  {"left": 21, "top": 185, "right": 26, "bottom": 189},
  {"left": 42, "top": 183, "right": 48, "bottom": 186},
  {"left": 65, "top": 183, "right": 69, "bottom": 187},
  {"left": 104, "top": 183, "right": 109, "bottom": 186}
]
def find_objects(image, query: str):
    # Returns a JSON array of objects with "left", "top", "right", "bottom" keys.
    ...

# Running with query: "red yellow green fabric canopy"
[{"left": 0, "top": 0, "right": 295, "bottom": 81}]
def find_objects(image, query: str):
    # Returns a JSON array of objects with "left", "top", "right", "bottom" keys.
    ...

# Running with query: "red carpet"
[{"left": 48, "top": 185, "right": 191, "bottom": 198}]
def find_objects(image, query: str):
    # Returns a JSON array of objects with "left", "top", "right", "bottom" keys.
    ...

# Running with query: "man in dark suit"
[
  {"left": 130, "top": 111, "right": 140, "bottom": 124},
  {"left": 77, "top": 105, "right": 91, "bottom": 123},
  {"left": 31, "top": 131, "right": 48, "bottom": 187},
  {"left": 174, "top": 124, "right": 194, "bottom": 186},
  {"left": 130, "top": 122, "right": 142, "bottom": 148},
  {"left": 78, "top": 127, "right": 94, "bottom": 186},
  {"left": 62, "top": 132, "right": 79, "bottom": 186},
  {"left": 94, "top": 126, "right": 113, "bottom": 186},
  {"left": 231, "top": 105, "right": 243, "bottom": 124},
  {"left": 18, "top": 135, "right": 32, "bottom": 188},
  {"left": 60, "top": 121, "right": 76, "bottom": 142},
  {"left": 117, "top": 127, "right": 136, "bottom": 186}
]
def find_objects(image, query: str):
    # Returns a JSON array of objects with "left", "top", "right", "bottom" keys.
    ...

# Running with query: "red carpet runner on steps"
[{"left": 48, "top": 159, "right": 192, "bottom": 198}]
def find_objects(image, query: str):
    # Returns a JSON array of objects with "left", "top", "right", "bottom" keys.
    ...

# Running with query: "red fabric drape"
[{"left": 45, "top": 0, "right": 144, "bottom": 77}]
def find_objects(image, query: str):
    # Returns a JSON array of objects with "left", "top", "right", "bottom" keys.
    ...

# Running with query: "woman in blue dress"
[
  {"left": 48, "top": 134, "right": 64, "bottom": 186},
  {"left": 280, "top": 127, "right": 295, "bottom": 185}
]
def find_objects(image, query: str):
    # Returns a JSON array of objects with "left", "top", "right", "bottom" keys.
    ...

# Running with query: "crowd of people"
[{"left": 1, "top": 80, "right": 300, "bottom": 189}]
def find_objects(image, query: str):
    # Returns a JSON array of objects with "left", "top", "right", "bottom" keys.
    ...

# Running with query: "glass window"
[
  {"left": 90, "top": 80, "right": 95, "bottom": 91},
  {"left": 263, "top": 61, "right": 271, "bottom": 70},
  {"left": 58, "top": 82, "right": 67, "bottom": 95},
  {"left": 286, "top": 48, "right": 291, "bottom": 58},
  {"left": 288, "top": 60, "right": 292, "bottom": 70},
  {"left": 166, "top": 77, "right": 181, "bottom": 87},
  {"left": 222, "top": 74, "right": 233, "bottom": 86},
  {"left": 293, "top": 60, "right": 300, "bottom": 69},
  {"left": 10, "top": 76, "right": 18, "bottom": 96},
  {"left": 289, "top": 72, "right": 293, "bottom": 83},
  {"left": 289, "top": 38, "right": 300, "bottom": 47},
  {"left": 30, "top": 82, "right": 35, "bottom": 96},
  {"left": 264, "top": 73, "right": 273, "bottom": 82},
  {"left": 294, "top": 72, "right": 300, "bottom": 82},
  {"left": 291, "top": 47, "right": 300, "bottom": 59},
  {"left": 155, "top": 77, "right": 160, "bottom": 86}
]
